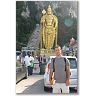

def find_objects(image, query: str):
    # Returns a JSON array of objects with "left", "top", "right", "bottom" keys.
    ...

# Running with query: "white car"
[{"left": 44, "top": 56, "right": 77, "bottom": 91}]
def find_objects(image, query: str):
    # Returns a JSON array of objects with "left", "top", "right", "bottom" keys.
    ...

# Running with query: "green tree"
[{"left": 16, "top": 1, "right": 38, "bottom": 50}]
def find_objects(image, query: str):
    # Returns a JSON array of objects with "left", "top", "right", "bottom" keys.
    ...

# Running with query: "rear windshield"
[{"left": 67, "top": 58, "right": 77, "bottom": 69}]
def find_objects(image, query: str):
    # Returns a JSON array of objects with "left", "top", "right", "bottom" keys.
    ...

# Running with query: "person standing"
[
  {"left": 21, "top": 51, "right": 26, "bottom": 64},
  {"left": 16, "top": 52, "right": 21, "bottom": 63},
  {"left": 42, "top": 54, "right": 46, "bottom": 63},
  {"left": 49, "top": 45, "right": 70, "bottom": 93},
  {"left": 38, "top": 55, "right": 42, "bottom": 67},
  {"left": 24, "top": 52, "right": 31, "bottom": 76},
  {"left": 30, "top": 54, "right": 34, "bottom": 75}
]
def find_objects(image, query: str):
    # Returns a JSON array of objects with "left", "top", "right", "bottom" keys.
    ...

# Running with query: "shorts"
[{"left": 53, "top": 83, "right": 69, "bottom": 94}]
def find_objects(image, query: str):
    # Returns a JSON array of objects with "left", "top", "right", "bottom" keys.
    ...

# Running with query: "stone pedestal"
[{"left": 40, "top": 48, "right": 55, "bottom": 56}]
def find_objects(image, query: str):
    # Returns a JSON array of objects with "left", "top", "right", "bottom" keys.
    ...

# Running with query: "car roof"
[
  {"left": 49, "top": 56, "right": 77, "bottom": 59},
  {"left": 47, "top": 55, "right": 77, "bottom": 64}
]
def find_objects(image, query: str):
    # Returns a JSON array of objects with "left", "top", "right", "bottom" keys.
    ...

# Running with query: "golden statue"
[{"left": 40, "top": 5, "right": 58, "bottom": 49}]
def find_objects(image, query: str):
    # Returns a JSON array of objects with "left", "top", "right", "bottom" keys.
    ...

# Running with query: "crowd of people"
[{"left": 16, "top": 51, "right": 48, "bottom": 75}]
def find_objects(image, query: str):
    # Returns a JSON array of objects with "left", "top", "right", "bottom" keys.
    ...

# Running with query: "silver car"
[{"left": 44, "top": 56, "right": 77, "bottom": 91}]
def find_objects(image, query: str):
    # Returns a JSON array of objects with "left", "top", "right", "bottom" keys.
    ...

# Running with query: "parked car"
[
  {"left": 16, "top": 61, "right": 28, "bottom": 83},
  {"left": 44, "top": 56, "right": 77, "bottom": 91}
]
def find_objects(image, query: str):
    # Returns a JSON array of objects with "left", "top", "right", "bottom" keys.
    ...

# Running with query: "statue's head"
[{"left": 47, "top": 5, "right": 53, "bottom": 15}]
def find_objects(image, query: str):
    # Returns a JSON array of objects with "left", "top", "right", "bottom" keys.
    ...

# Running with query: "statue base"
[{"left": 40, "top": 48, "right": 55, "bottom": 56}]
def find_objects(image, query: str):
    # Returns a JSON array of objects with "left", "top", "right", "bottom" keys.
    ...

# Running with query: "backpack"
[{"left": 52, "top": 57, "right": 67, "bottom": 72}]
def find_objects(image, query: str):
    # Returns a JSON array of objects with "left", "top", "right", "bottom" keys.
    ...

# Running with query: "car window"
[{"left": 67, "top": 58, "right": 77, "bottom": 69}]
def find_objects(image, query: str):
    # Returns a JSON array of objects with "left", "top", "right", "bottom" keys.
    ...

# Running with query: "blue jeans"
[{"left": 28, "top": 66, "right": 31, "bottom": 76}]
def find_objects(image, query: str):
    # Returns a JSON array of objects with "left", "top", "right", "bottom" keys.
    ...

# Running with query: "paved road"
[
  {"left": 16, "top": 74, "right": 77, "bottom": 94},
  {"left": 16, "top": 74, "right": 51, "bottom": 94}
]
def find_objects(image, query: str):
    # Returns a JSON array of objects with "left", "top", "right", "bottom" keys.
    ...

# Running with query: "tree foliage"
[
  {"left": 57, "top": 16, "right": 77, "bottom": 47},
  {"left": 16, "top": 1, "right": 38, "bottom": 50}
]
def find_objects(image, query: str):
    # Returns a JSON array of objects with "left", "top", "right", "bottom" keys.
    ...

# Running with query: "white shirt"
[
  {"left": 17, "top": 55, "right": 20, "bottom": 60},
  {"left": 24, "top": 55, "right": 31, "bottom": 66},
  {"left": 30, "top": 56, "right": 34, "bottom": 63}
]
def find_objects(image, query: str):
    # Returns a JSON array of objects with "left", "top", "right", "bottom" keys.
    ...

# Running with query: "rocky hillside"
[{"left": 16, "top": 1, "right": 78, "bottom": 50}]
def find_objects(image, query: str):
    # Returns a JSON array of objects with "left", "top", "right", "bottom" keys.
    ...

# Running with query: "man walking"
[
  {"left": 24, "top": 52, "right": 31, "bottom": 76},
  {"left": 49, "top": 45, "right": 70, "bottom": 93}
]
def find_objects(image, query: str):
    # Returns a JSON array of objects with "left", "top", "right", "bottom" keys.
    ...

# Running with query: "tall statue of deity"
[{"left": 40, "top": 5, "right": 58, "bottom": 49}]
